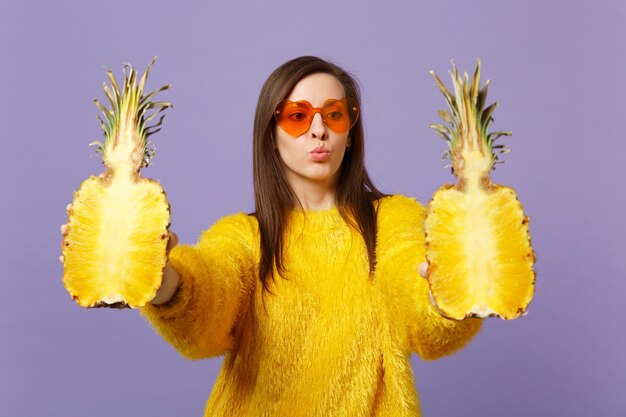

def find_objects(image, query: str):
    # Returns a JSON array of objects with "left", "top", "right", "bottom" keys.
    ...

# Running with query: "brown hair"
[{"left": 252, "top": 56, "right": 387, "bottom": 293}]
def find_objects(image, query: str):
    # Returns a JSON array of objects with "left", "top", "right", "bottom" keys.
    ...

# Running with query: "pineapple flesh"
[
  {"left": 425, "top": 60, "right": 535, "bottom": 320},
  {"left": 62, "top": 58, "right": 172, "bottom": 308}
]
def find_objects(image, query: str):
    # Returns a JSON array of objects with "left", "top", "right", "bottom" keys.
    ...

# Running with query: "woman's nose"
[{"left": 309, "top": 113, "right": 328, "bottom": 140}]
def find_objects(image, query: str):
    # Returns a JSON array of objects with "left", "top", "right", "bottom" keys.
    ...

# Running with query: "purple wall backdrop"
[{"left": 1, "top": 0, "right": 624, "bottom": 416}]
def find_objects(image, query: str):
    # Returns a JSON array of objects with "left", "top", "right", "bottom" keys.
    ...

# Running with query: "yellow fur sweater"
[{"left": 140, "top": 194, "right": 482, "bottom": 416}]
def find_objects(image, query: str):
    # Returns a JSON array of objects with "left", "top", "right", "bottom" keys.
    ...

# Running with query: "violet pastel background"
[{"left": 1, "top": 0, "right": 624, "bottom": 416}]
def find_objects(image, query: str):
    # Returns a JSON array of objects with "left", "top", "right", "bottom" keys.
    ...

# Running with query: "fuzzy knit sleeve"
[
  {"left": 140, "top": 212, "right": 257, "bottom": 360},
  {"left": 375, "top": 194, "right": 482, "bottom": 361}
]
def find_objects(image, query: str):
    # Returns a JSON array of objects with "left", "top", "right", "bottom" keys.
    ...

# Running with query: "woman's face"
[{"left": 274, "top": 72, "right": 351, "bottom": 189}]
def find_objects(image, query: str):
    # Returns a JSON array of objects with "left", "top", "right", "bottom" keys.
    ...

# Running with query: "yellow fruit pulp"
[
  {"left": 62, "top": 174, "right": 169, "bottom": 308},
  {"left": 425, "top": 182, "right": 534, "bottom": 320}
]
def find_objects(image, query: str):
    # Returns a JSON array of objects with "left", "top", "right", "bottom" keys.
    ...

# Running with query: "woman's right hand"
[
  {"left": 150, "top": 231, "right": 181, "bottom": 305},
  {"left": 166, "top": 231, "right": 179, "bottom": 257},
  {"left": 59, "top": 203, "right": 72, "bottom": 262}
]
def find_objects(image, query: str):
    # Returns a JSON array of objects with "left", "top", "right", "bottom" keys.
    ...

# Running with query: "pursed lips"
[
  {"left": 309, "top": 146, "right": 331, "bottom": 161},
  {"left": 310, "top": 146, "right": 329, "bottom": 154}
]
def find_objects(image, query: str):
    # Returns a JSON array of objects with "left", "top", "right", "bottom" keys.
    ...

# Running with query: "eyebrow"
[{"left": 290, "top": 98, "right": 344, "bottom": 108}]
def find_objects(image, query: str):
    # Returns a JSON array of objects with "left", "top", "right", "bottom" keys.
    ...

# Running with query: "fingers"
[
  {"left": 60, "top": 222, "right": 68, "bottom": 262},
  {"left": 168, "top": 231, "right": 179, "bottom": 248},
  {"left": 418, "top": 261, "right": 429, "bottom": 279},
  {"left": 61, "top": 202, "right": 70, "bottom": 256},
  {"left": 166, "top": 231, "right": 178, "bottom": 256},
  {"left": 61, "top": 202, "right": 73, "bottom": 236}
]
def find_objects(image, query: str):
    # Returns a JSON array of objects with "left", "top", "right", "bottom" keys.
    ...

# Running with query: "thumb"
[{"left": 166, "top": 231, "right": 178, "bottom": 256}]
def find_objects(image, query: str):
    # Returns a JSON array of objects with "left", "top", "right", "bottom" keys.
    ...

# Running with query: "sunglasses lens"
[
  {"left": 274, "top": 101, "right": 312, "bottom": 137},
  {"left": 322, "top": 98, "right": 359, "bottom": 134}
]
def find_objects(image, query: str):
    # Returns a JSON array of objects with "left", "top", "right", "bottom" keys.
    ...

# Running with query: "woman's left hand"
[{"left": 419, "top": 262, "right": 428, "bottom": 279}]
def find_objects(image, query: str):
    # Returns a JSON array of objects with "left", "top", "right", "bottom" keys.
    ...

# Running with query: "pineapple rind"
[
  {"left": 62, "top": 176, "right": 170, "bottom": 308},
  {"left": 425, "top": 185, "right": 535, "bottom": 320}
]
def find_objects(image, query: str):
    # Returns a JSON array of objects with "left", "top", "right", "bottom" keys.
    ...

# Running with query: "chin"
[{"left": 305, "top": 166, "right": 341, "bottom": 181}]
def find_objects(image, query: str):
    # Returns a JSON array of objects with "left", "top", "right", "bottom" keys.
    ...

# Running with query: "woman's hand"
[
  {"left": 165, "top": 231, "right": 179, "bottom": 257},
  {"left": 420, "top": 261, "right": 442, "bottom": 311},
  {"left": 419, "top": 262, "right": 429, "bottom": 279},
  {"left": 150, "top": 231, "right": 181, "bottom": 305},
  {"left": 59, "top": 203, "right": 72, "bottom": 262}
]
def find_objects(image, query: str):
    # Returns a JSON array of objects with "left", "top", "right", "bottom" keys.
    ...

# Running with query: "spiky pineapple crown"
[
  {"left": 90, "top": 57, "right": 172, "bottom": 174},
  {"left": 429, "top": 59, "right": 511, "bottom": 185}
]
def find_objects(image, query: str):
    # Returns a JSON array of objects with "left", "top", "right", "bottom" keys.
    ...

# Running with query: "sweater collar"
[{"left": 286, "top": 205, "right": 347, "bottom": 231}]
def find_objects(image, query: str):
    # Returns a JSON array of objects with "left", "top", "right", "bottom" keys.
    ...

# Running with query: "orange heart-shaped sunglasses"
[{"left": 274, "top": 97, "right": 359, "bottom": 137}]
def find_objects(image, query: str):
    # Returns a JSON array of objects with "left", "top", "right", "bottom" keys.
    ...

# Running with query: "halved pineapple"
[
  {"left": 62, "top": 58, "right": 172, "bottom": 308},
  {"left": 425, "top": 60, "right": 535, "bottom": 320}
]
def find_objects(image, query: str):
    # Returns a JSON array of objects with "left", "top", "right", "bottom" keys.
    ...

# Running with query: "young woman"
[{"left": 142, "top": 56, "right": 482, "bottom": 416}]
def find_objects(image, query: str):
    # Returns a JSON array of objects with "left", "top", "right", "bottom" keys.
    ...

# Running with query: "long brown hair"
[{"left": 252, "top": 56, "right": 387, "bottom": 293}]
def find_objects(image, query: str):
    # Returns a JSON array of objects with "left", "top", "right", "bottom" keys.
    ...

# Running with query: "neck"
[{"left": 286, "top": 171, "right": 338, "bottom": 211}]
